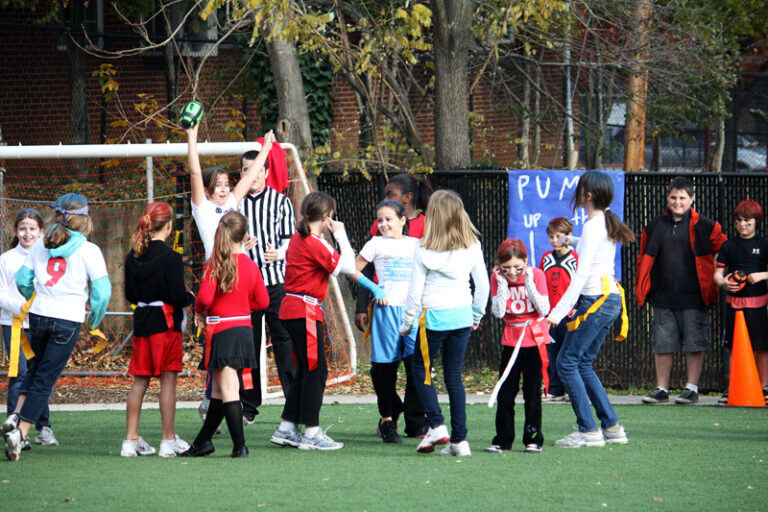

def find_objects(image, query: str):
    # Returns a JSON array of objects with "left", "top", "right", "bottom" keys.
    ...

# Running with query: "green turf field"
[{"left": 2, "top": 403, "right": 766, "bottom": 511}]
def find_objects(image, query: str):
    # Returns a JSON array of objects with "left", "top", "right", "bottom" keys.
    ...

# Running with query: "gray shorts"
[{"left": 651, "top": 307, "right": 711, "bottom": 353}]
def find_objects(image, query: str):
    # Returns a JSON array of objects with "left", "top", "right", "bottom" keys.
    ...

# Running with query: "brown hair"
[
  {"left": 297, "top": 192, "right": 336, "bottom": 237},
  {"left": 131, "top": 202, "right": 173, "bottom": 257},
  {"left": 207, "top": 211, "right": 247, "bottom": 293},
  {"left": 421, "top": 190, "right": 479, "bottom": 251},
  {"left": 667, "top": 177, "right": 694, "bottom": 198},
  {"left": 202, "top": 167, "right": 231, "bottom": 197},
  {"left": 44, "top": 193, "right": 93, "bottom": 249},
  {"left": 570, "top": 171, "right": 635, "bottom": 245},
  {"left": 10, "top": 208, "right": 43, "bottom": 248},
  {"left": 546, "top": 217, "right": 573, "bottom": 236}
]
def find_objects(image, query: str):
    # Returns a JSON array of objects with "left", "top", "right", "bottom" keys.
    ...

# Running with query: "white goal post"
[{"left": 0, "top": 141, "right": 358, "bottom": 398}]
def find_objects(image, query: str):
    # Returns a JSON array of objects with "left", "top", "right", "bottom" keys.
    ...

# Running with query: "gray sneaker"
[
  {"left": 555, "top": 430, "right": 605, "bottom": 448},
  {"left": 642, "top": 388, "right": 669, "bottom": 404},
  {"left": 603, "top": 424, "right": 629, "bottom": 445},
  {"left": 298, "top": 429, "right": 344, "bottom": 451},
  {"left": 675, "top": 389, "right": 699, "bottom": 405},
  {"left": 270, "top": 427, "right": 301, "bottom": 448},
  {"left": 4, "top": 428, "right": 24, "bottom": 461},
  {"left": 2, "top": 413, "right": 20, "bottom": 434},
  {"left": 35, "top": 426, "right": 59, "bottom": 446}
]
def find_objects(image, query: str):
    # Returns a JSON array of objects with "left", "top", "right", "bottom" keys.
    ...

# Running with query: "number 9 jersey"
[{"left": 16, "top": 234, "right": 111, "bottom": 329}]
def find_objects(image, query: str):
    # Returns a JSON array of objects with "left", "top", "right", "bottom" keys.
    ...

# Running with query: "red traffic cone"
[{"left": 727, "top": 310, "right": 766, "bottom": 407}]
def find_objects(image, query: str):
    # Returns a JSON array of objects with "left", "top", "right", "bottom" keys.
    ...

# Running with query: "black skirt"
[{"left": 208, "top": 326, "right": 258, "bottom": 370}]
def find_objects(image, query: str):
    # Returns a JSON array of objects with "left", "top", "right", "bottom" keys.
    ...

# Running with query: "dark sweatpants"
[
  {"left": 492, "top": 345, "right": 544, "bottom": 449},
  {"left": 281, "top": 318, "right": 327, "bottom": 426}
]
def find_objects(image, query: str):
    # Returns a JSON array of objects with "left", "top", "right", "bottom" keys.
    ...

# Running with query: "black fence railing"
[{"left": 319, "top": 170, "right": 768, "bottom": 391}]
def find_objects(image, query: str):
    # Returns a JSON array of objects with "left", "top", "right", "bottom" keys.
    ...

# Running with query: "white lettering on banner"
[
  {"left": 559, "top": 175, "right": 580, "bottom": 200},
  {"left": 570, "top": 208, "right": 588, "bottom": 226},
  {"left": 536, "top": 176, "right": 550, "bottom": 198},
  {"left": 529, "top": 230, "right": 536, "bottom": 268},
  {"left": 523, "top": 213, "right": 542, "bottom": 228},
  {"left": 517, "top": 175, "right": 530, "bottom": 201}
]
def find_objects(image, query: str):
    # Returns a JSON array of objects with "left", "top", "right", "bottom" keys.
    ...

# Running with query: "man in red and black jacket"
[{"left": 635, "top": 177, "right": 727, "bottom": 405}]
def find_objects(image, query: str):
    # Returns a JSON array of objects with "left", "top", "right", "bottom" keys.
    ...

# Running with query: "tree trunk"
[
  {"left": 266, "top": 36, "right": 314, "bottom": 184},
  {"left": 431, "top": 0, "right": 471, "bottom": 170},
  {"left": 163, "top": 18, "right": 180, "bottom": 142},
  {"left": 517, "top": 60, "right": 530, "bottom": 169},
  {"left": 68, "top": 1, "right": 90, "bottom": 147},
  {"left": 532, "top": 60, "right": 541, "bottom": 167},
  {"left": 623, "top": 0, "right": 652, "bottom": 172},
  {"left": 711, "top": 119, "right": 725, "bottom": 173}
]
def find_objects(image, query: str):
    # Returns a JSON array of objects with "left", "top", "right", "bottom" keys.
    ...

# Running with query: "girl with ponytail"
[
  {"left": 546, "top": 171, "right": 634, "bottom": 448},
  {"left": 182, "top": 211, "right": 269, "bottom": 458},
  {"left": 122, "top": 202, "right": 195, "bottom": 457},
  {"left": 4, "top": 193, "right": 111, "bottom": 462}
]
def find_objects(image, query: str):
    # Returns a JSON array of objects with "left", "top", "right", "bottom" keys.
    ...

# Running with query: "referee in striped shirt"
[{"left": 238, "top": 149, "right": 297, "bottom": 422}]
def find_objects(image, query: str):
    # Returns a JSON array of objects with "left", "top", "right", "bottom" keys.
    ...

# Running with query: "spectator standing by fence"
[{"left": 636, "top": 177, "right": 727, "bottom": 405}]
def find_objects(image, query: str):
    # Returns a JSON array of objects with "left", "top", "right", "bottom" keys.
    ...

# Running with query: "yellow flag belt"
[{"left": 566, "top": 275, "right": 628, "bottom": 341}]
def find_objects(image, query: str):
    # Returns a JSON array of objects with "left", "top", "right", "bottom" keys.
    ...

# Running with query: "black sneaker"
[
  {"left": 379, "top": 420, "right": 403, "bottom": 444},
  {"left": 243, "top": 408, "right": 258, "bottom": 425},
  {"left": 641, "top": 388, "right": 669, "bottom": 404},
  {"left": 675, "top": 389, "right": 699, "bottom": 404}
]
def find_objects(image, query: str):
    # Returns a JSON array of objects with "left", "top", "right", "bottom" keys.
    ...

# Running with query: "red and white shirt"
[{"left": 491, "top": 267, "right": 550, "bottom": 348}]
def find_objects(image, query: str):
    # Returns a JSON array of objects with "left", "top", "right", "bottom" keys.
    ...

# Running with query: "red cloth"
[
  {"left": 129, "top": 330, "right": 183, "bottom": 377},
  {"left": 491, "top": 268, "right": 550, "bottom": 348},
  {"left": 369, "top": 213, "right": 425, "bottom": 238},
  {"left": 196, "top": 254, "right": 270, "bottom": 367},
  {"left": 279, "top": 233, "right": 340, "bottom": 322},
  {"left": 256, "top": 137, "right": 289, "bottom": 193}
]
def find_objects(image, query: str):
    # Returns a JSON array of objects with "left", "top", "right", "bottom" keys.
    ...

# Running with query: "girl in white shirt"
[
  {"left": 0, "top": 208, "right": 57, "bottom": 447},
  {"left": 545, "top": 171, "right": 635, "bottom": 448},
  {"left": 356, "top": 200, "right": 419, "bottom": 444},
  {"left": 3, "top": 193, "right": 111, "bottom": 461},
  {"left": 399, "top": 190, "right": 490, "bottom": 457}
]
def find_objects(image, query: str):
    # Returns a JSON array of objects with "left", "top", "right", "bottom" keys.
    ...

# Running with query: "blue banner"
[{"left": 506, "top": 170, "right": 626, "bottom": 280}]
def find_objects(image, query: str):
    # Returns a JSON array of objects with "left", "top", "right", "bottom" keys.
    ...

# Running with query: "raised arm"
[
  {"left": 233, "top": 131, "right": 275, "bottom": 203},
  {"left": 186, "top": 124, "right": 205, "bottom": 207}
]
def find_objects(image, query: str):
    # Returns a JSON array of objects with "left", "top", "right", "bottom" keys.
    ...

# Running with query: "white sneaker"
[
  {"left": 35, "top": 426, "right": 59, "bottom": 446},
  {"left": 2, "top": 413, "right": 20, "bottom": 434},
  {"left": 416, "top": 425, "right": 450, "bottom": 453},
  {"left": 158, "top": 435, "right": 190, "bottom": 457},
  {"left": 440, "top": 440, "right": 471, "bottom": 457},
  {"left": 525, "top": 443, "right": 543, "bottom": 453},
  {"left": 270, "top": 427, "right": 302, "bottom": 448},
  {"left": 484, "top": 444, "right": 506, "bottom": 453},
  {"left": 555, "top": 430, "right": 605, "bottom": 448},
  {"left": 120, "top": 436, "right": 156, "bottom": 457},
  {"left": 4, "top": 427, "right": 24, "bottom": 461},
  {"left": 603, "top": 424, "right": 629, "bottom": 445},
  {"left": 298, "top": 429, "right": 344, "bottom": 451}
]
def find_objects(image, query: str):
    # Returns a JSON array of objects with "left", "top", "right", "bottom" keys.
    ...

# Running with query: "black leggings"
[{"left": 281, "top": 319, "right": 327, "bottom": 426}]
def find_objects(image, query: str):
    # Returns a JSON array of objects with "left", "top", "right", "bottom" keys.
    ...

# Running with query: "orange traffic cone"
[{"left": 727, "top": 310, "right": 766, "bottom": 407}]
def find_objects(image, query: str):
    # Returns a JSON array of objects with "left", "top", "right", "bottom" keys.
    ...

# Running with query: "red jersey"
[
  {"left": 491, "top": 268, "right": 550, "bottom": 348},
  {"left": 279, "top": 232, "right": 341, "bottom": 322},
  {"left": 369, "top": 213, "right": 425, "bottom": 239},
  {"left": 196, "top": 253, "right": 270, "bottom": 331},
  {"left": 538, "top": 249, "right": 578, "bottom": 310}
]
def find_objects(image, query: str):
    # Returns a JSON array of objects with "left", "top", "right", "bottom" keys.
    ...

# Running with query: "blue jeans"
[
  {"left": 412, "top": 327, "right": 471, "bottom": 443},
  {"left": 18, "top": 314, "right": 81, "bottom": 426},
  {"left": 2, "top": 325, "right": 50, "bottom": 428},
  {"left": 556, "top": 294, "right": 621, "bottom": 432}
]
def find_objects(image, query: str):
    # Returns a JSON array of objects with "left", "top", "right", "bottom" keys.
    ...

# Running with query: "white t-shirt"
[
  {"left": 359, "top": 236, "right": 418, "bottom": 306},
  {"left": 191, "top": 193, "right": 238, "bottom": 262},
  {"left": 0, "top": 244, "right": 31, "bottom": 327},
  {"left": 24, "top": 238, "right": 108, "bottom": 323}
]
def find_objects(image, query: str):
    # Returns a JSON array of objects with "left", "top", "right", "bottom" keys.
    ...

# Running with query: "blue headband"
[{"left": 52, "top": 204, "right": 89, "bottom": 224}]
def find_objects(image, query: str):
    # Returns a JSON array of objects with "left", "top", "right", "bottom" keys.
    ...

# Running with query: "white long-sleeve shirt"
[
  {"left": 548, "top": 214, "right": 619, "bottom": 324},
  {"left": 399, "top": 241, "right": 490, "bottom": 333},
  {"left": 0, "top": 244, "right": 30, "bottom": 327}
]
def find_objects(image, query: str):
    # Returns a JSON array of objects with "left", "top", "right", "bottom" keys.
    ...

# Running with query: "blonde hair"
[
  {"left": 420, "top": 190, "right": 479, "bottom": 251},
  {"left": 206, "top": 211, "right": 247, "bottom": 293}
]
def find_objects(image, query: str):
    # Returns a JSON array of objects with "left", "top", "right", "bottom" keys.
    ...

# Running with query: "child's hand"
[
  {"left": 523, "top": 266, "right": 534, "bottom": 281},
  {"left": 324, "top": 216, "right": 344, "bottom": 233},
  {"left": 264, "top": 242, "right": 279, "bottom": 263},
  {"left": 194, "top": 312, "right": 205, "bottom": 328},
  {"left": 262, "top": 130, "right": 276, "bottom": 151},
  {"left": 244, "top": 233, "right": 259, "bottom": 252},
  {"left": 354, "top": 313, "right": 368, "bottom": 332},
  {"left": 546, "top": 315, "right": 559, "bottom": 329},
  {"left": 375, "top": 297, "right": 388, "bottom": 307},
  {"left": 554, "top": 233, "right": 568, "bottom": 248},
  {"left": 185, "top": 122, "right": 199, "bottom": 139},
  {"left": 722, "top": 273, "right": 742, "bottom": 293}
]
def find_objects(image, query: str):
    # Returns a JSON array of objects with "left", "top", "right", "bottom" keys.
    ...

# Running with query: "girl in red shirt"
[
  {"left": 181, "top": 211, "right": 269, "bottom": 458},
  {"left": 271, "top": 192, "right": 384, "bottom": 451},
  {"left": 486, "top": 239, "right": 550, "bottom": 454}
]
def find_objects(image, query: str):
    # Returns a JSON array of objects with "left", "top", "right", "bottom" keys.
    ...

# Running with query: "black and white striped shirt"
[{"left": 239, "top": 187, "right": 296, "bottom": 286}]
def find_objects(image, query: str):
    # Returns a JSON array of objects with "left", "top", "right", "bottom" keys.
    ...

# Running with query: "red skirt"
[{"left": 129, "top": 329, "right": 183, "bottom": 377}]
